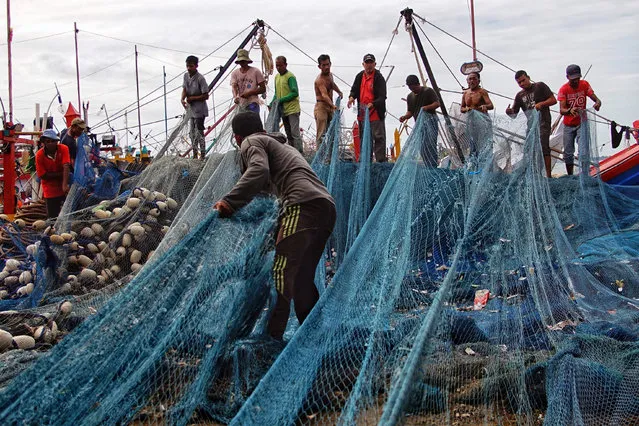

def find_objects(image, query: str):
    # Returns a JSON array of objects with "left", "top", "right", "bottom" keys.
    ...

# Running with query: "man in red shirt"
[
  {"left": 35, "top": 129, "right": 71, "bottom": 218},
  {"left": 347, "top": 54, "right": 387, "bottom": 162},
  {"left": 557, "top": 64, "right": 602, "bottom": 175}
]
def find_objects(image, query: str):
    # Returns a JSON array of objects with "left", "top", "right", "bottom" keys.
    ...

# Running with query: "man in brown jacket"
[{"left": 214, "top": 112, "right": 336, "bottom": 340}]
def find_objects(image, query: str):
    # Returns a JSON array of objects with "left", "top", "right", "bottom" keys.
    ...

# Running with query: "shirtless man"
[
  {"left": 460, "top": 72, "right": 493, "bottom": 157},
  {"left": 314, "top": 54, "right": 343, "bottom": 145},
  {"left": 460, "top": 72, "right": 493, "bottom": 114}
]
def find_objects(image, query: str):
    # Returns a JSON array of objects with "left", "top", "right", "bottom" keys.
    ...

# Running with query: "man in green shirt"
[{"left": 271, "top": 56, "right": 303, "bottom": 153}]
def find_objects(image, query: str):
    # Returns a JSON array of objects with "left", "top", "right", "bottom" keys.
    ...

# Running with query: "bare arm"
[
  {"left": 422, "top": 100, "right": 440, "bottom": 112},
  {"left": 481, "top": 90, "right": 494, "bottom": 111},
  {"left": 589, "top": 93, "right": 602, "bottom": 111},
  {"left": 181, "top": 88, "right": 188, "bottom": 107},
  {"left": 62, "top": 163, "right": 70, "bottom": 193},
  {"left": 332, "top": 80, "right": 343, "bottom": 98},
  {"left": 317, "top": 81, "right": 335, "bottom": 108},
  {"left": 241, "top": 81, "right": 266, "bottom": 98},
  {"left": 535, "top": 94, "right": 557, "bottom": 111},
  {"left": 460, "top": 92, "right": 468, "bottom": 113}
]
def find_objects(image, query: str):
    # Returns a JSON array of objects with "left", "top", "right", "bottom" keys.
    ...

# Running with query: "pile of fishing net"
[{"left": 1, "top": 107, "right": 639, "bottom": 426}]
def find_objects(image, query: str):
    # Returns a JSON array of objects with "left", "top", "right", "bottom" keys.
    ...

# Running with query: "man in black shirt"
[
  {"left": 399, "top": 75, "right": 440, "bottom": 167},
  {"left": 60, "top": 117, "right": 86, "bottom": 169},
  {"left": 506, "top": 70, "right": 557, "bottom": 177}
]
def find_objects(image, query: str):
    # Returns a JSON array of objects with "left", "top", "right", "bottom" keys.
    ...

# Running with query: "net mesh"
[{"left": 1, "top": 107, "right": 639, "bottom": 425}]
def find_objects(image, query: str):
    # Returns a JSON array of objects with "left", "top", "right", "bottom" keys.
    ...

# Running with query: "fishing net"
[
  {"left": 1, "top": 106, "right": 639, "bottom": 426},
  {"left": 232, "top": 109, "right": 639, "bottom": 425}
]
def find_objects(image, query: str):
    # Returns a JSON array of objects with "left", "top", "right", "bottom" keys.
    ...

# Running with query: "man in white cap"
[
  {"left": 230, "top": 49, "right": 266, "bottom": 113},
  {"left": 60, "top": 117, "right": 86, "bottom": 168},
  {"left": 557, "top": 64, "right": 602, "bottom": 175},
  {"left": 35, "top": 129, "right": 71, "bottom": 218}
]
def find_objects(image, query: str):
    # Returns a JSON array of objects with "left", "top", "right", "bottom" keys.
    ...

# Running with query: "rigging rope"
[{"left": 379, "top": 16, "right": 403, "bottom": 69}]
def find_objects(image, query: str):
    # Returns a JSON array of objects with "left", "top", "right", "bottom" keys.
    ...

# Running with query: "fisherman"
[
  {"left": 460, "top": 72, "right": 493, "bottom": 158},
  {"left": 213, "top": 112, "right": 336, "bottom": 340},
  {"left": 181, "top": 55, "right": 209, "bottom": 159},
  {"left": 35, "top": 129, "right": 70, "bottom": 218},
  {"left": 60, "top": 117, "right": 86, "bottom": 168},
  {"left": 230, "top": 49, "right": 266, "bottom": 114},
  {"left": 399, "top": 74, "right": 440, "bottom": 167},
  {"left": 505, "top": 70, "right": 557, "bottom": 177},
  {"left": 557, "top": 64, "right": 602, "bottom": 175},
  {"left": 347, "top": 53, "right": 388, "bottom": 162},
  {"left": 314, "top": 54, "right": 343, "bottom": 145},
  {"left": 271, "top": 56, "right": 303, "bottom": 153}
]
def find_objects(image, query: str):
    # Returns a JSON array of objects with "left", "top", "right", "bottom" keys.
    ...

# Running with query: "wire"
[
  {"left": 92, "top": 115, "right": 183, "bottom": 135},
  {"left": 412, "top": 12, "right": 518, "bottom": 74},
  {"left": 14, "top": 54, "right": 134, "bottom": 100},
  {"left": 266, "top": 25, "right": 351, "bottom": 88},
  {"left": 80, "top": 29, "right": 224, "bottom": 58},
  {"left": 413, "top": 20, "right": 465, "bottom": 89},
  {"left": 379, "top": 17, "right": 403, "bottom": 68},
  {"left": 0, "top": 31, "right": 69, "bottom": 46}
]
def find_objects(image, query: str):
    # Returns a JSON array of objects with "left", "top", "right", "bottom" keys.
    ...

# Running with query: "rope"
[
  {"left": 412, "top": 12, "right": 518, "bottom": 74},
  {"left": 406, "top": 23, "right": 428, "bottom": 87},
  {"left": 379, "top": 16, "right": 403, "bottom": 68},
  {"left": 413, "top": 20, "right": 465, "bottom": 89}
]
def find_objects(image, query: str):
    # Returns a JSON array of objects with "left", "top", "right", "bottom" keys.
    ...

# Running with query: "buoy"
[
  {"left": 91, "top": 223, "right": 104, "bottom": 235},
  {"left": 126, "top": 197, "right": 141, "bottom": 209},
  {"left": 32, "top": 220, "right": 47, "bottom": 231},
  {"left": 0, "top": 329, "right": 13, "bottom": 350},
  {"left": 129, "top": 225, "right": 145, "bottom": 237},
  {"left": 26, "top": 244, "right": 37, "bottom": 256},
  {"left": 4, "top": 259, "right": 20, "bottom": 271},
  {"left": 121, "top": 234, "right": 132, "bottom": 247},
  {"left": 12, "top": 335, "right": 36, "bottom": 350},
  {"left": 80, "top": 227, "right": 95, "bottom": 238},
  {"left": 131, "top": 263, "right": 142, "bottom": 273},
  {"left": 113, "top": 207, "right": 123, "bottom": 217},
  {"left": 94, "top": 210, "right": 111, "bottom": 219},
  {"left": 14, "top": 219, "right": 26, "bottom": 228},
  {"left": 116, "top": 246, "right": 127, "bottom": 257},
  {"left": 50, "top": 235, "right": 65, "bottom": 245},
  {"left": 154, "top": 192, "right": 167, "bottom": 201},
  {"left": 19, "top": 271, "right": 32, "bottom": 284},
  {"left": 108, "top": 232, "right": 120, "bottom": 244},
  {"left": 61, "top": 233, "right": 74, "bottom": 241},
  {"left": 79, "top": 268, "right": 97, "bottom": 281},
  {"left": 156, "top": 201, "right": 167, "bottom": 211},
  {"left": 166, "top": 198, "right": 178, "bottom": 210},
  {"left": 78, "top": 255, "right": 92, "bottom": 267},
  {"left": 59, "top": 300, "right": 73, "bottom": 315},
  {"left": 87, "top": 243, "right": 99, "bottom": 254},
  {"left": 130, "top": 250, "right": 142, "bottom": 264},
  {"left": 16, "top": 283, "right": 34, "bottom": 297},
  {"left": 161, "top": 226, "right": 169, "bottom": 234}
]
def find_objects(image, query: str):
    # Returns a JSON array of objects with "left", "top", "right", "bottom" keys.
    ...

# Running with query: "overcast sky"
[{"left": 1, "top": 0, "right": 637, "bottom": 156}]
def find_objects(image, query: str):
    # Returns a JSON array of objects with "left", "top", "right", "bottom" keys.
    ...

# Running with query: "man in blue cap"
[{"left": 35, "top": 129, "right": 71, "bottom": 218}]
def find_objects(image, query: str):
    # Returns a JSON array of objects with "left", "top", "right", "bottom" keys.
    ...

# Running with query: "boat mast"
[
  {"left": 74, "top": 22, "right": 81, "bottom": 115},
  {"left": 6, "top": 0, "right": 12, "bottom": 122},
  {"left": 163, "top": 65, "right": 168, "bottom": 141},
  {"left": 470, "top": 0, "right": 477, "bottom": 61},
  {"left": 135, "top": 45, "right": 142, "bottom": 154},
  {"left": 400, "top": 8, "right": 465, "bottom": 163}
]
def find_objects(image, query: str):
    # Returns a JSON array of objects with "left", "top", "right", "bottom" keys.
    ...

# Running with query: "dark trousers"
[
  {"left": 267, "top": 198, "right": 336, "bottom": 339},
  {"left": 45, "top": 195, "right": 66, "bottom": 218},
  {"left": 359, "top": 119, "right": 387, "bottom": 162}
]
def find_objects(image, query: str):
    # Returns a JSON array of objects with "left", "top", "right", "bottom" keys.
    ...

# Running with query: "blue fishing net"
[{"left": 2, "top": 107, "right": 639, "bottom": 426}]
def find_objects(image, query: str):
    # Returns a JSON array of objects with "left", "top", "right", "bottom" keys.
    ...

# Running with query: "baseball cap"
[
  {"left": 363, "top": 53, "right": 376, "bottom": 63},
  {"left": 41, "top": 129, "right": 60, "bottom": 141},
  {"left": 566, "top": 64, "right": 582, "bottom": 79},
  {"left": 71, "top": 117, "right": 87, "bottom": 129},
  {"left": 406, "top": 75, "right": 420, "bottom": 86}
]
